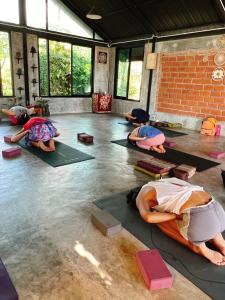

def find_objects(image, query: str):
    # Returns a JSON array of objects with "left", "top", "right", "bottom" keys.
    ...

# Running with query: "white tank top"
[{"left": 139, "top": 177, "right": 204, "bottom": 214}]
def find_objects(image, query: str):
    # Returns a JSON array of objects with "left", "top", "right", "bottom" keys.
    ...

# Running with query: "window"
[
  {"left": 115, "top": 47, "right": 144, "bottom": 101},
  {"left": 26, "top": 0, "right": 46, "bottom": 29},
  {"left": 39, "top": 39, "right": 49, "bottom": 96},
  {"left": 0, "top": 32, "right": 13, "bottom": 97},
  {"left": 39, "top": 38, "right": 93, "bottom": 97},
  {"left": 0, "top": 0, "right": 19, "bottom": 24},
  {"left": 49, "top": 40, "right": 71, "bottom": 96},
  {"left": 48, "top": 0, "right": 93, "bottom": 38},
  {"left": 72, "top": 46, "right": 92, "bottom": 95}
]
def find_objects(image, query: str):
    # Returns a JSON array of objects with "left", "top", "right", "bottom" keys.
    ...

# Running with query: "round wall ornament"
[{"left": 214, "top": 52, "right": 225, "bottom": 66}]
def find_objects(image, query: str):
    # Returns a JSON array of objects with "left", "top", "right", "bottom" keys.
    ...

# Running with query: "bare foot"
[
  {"left": 198, "top": 243, "right": 225, "bottom": 265},
  {"left": 159, "top": 144, "right": 166, "bottom": 153},
  {"left": 38, "top": 140, "right": 51, "bottom": 152},
  {"left": 48, "top": 139, "right": 56, "bottom": 151},
  {"left": 151, "top": 146, "right": 163, "bottom": 153},
  {"left": 210, "top": 234, "right": 225, "bottom": 255}
]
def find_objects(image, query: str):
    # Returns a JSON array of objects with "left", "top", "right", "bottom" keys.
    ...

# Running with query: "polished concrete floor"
[{"left": 1, "top": 113, "right": 225, "bottom": 300}]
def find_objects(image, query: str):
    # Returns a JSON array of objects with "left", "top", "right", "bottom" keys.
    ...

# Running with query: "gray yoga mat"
[
  {"left": 19, "top": 140, "right": 94, "bottom": 167},
  {"left": 94, "top": 191, "right": 225, "bottom": 300}
]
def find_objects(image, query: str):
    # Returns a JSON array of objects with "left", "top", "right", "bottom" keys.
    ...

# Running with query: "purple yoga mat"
[{"left": 0, "top": 258, "right": 18, "bottom": 300}]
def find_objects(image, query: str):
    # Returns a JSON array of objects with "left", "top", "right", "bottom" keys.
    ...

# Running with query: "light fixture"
[{"left": 86, "top": 7, "right": 102, "bottom": 20}]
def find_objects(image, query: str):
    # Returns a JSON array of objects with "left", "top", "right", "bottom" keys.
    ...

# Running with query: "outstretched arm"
[
  {"left": 11, "top": 129, "right": 29, "bottom": 143},
  {"left": 137, "top": 187, "right": 177, "bottom": 224}
]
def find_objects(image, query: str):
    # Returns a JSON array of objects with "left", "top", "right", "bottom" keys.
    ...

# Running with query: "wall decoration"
[
  {"left": 211, "top": 67, "right": 224, "bottom": 81},
  {"left": 214, "top": 52, "right": 225, "bottom": 66},
  {"left": 30, "top": 46, "right": 37, "bottom": 57},
  {"left": 16, "top": 68, "right": 23, "bottom": 79},
  {"left": 98, "top": 51, "right": 107, "bottom": 64},
  {"left": 15, "top": 51, "right": 23, "bottom": 64},
  {"left": 146, "top": 52, "right": 158, "bottom": 69},
  {"left": 31, "top": 63, "right": 38, "bottom": 73},
  {"left": 17, "top": 87, "right": 24, "bottom": 94},
  {"left": 31, "top": 78, "right": 38, "bottom": 86}
]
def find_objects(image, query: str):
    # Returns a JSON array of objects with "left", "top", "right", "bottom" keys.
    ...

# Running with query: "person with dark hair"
[
  {"left": 10, "top": 117, "right": 60, "bottom": 152},
  {"left": 128, "top": 124, "right": 166, "bottom": 153},
  {"left": 127, "top": 177, "right": 225, "bottom": 266},
  {"left": 1, "top": 106, "right": 35, "bottom": 125},
  {"left": 124, "top": 108, "right": 150, "bottom": 125}
]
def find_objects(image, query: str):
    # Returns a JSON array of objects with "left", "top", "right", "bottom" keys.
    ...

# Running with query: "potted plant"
[{"left": 35, "top": 97, "right": 50, "bottom": 117}]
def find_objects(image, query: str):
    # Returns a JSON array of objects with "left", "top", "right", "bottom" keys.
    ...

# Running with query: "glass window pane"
[
  {"left": 72, "top": 46, "right": 92, "bottom": 95},
  {"left": 0, "top": 32, "right": 13, "bottom": 96},
  {"left": 26, "top": 0, "right": 46, "bottom": 29},
  {"left": 116, "top": 49, "right": 129, "bottom": 97},
  {"left": 128, "top": 61, "right": 143, "bottom": 100},
  {"left": 39, "top": 38, "right": 49, "bottom": 96},
  {"left": 48, "top": 0, "right": 93, "bottom": 38},
  {"left": 95, "top": 33, "right": 103, "bottom": 41},
  {"left": 0, "top": 0, "right": 19, "bottom": 24},
  {"left": 49, "top": 40, "right": 71, "bottom": 96}
]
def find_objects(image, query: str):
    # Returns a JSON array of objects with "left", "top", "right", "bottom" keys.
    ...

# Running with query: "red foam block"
[
  {"left": 136, "top": 249, "right": 173, "bottom": 290},
  {"left": 164, "top": 139, "right": 176, "bottom": 148},
  {"left": 209, "top": 151, "right": 225, "bottom": 159},
  {"left": 4, "top": 135, "right": 13, "bottom": 143},
  {"left": 2, "top": 146, "right": 21, "bottom": 158}
]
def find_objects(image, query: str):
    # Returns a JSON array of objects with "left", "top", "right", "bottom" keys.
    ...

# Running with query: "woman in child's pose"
[{"left": 128, "top": 125, "right": 166, "bottom": 153}]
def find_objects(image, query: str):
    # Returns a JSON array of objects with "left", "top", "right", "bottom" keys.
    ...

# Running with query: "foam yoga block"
[
  {"left": 164, "top": 139, "right": 176, "bottom": 148},
  {"left": 91, "top": 209, "right": 122, "bottom": 236},
  {"left": 136, "top": 249, "right": 173, "bottom": 290},
  {"left": 77, "top": 133, "right": 93, "bottom": 143},
  {"left": 4, "top": 135, "right": 13, "bottom": 143},
  {"left": 0, "top": 258, "right": 18, "bottom": 300},
  {"left": 209, "top": 151, "right": 225, "bottom": 159},
  {"left": 2, "top": 146, "right": 21, "bottom": 158}
]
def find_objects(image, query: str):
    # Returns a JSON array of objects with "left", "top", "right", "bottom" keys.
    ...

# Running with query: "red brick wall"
[{"left": 157, "top": 51, "right": 225, "bottom": 121}]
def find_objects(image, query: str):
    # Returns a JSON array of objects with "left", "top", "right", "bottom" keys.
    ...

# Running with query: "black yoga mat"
[
  {"left": 118, "top": 122, "right": 187, "bottom": 138},
  {"left": 19, "top": 140, "right": 94, "bottom": 167},
  {"left": 0, "top": 258, "right": 18, "bottom": 300},
  {"left": 94, "top": 191, "right": 225, "bottom": 300},
  {"left": 111, "top": 139, "right": 220, "bottom": 171}
]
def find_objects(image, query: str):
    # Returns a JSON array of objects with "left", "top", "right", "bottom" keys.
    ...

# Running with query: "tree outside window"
[
  {"left": 0, "top": 32, "right": 13, "bottom": 96},
  {"left": 115, "top": 47, "right": 144, "bottom": 101}
]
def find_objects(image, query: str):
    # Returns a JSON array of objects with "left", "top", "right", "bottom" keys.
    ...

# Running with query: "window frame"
[
  {"left": 0, "top": 30, "right": 14, "bottom": 97},
  {"left": 38, "top": 37, "right": 94, "bottom": 98},
  {"left": 114, "top": 46, "right": 144, "bottom": 102}
]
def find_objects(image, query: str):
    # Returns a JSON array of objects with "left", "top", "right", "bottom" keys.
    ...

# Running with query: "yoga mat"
[
  {"left": 111, "top": 139, "right": 220, "bottom": 171},
  {"left": 0, "top": 258, "right": 18, "bottom": 300},
  {"left": 94, "top": 191, "right": 225, "bottom": 300},
  {"left": 19, "top": 140, "right": 94, "bottom": 167},
  {"left": 118, "top": 122, "right": 187, "bottom": 137}
]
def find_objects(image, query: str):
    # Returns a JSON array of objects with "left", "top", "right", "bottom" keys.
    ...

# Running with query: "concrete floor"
[{"left": 0, "top": 113, "right": 225, "bottom": 300}]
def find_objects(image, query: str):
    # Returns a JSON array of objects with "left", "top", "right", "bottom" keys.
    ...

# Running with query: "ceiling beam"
[{"left": 213, "top": 0, "right": 225, "bottom": 22}]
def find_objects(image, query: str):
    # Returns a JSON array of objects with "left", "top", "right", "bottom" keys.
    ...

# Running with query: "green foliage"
[{"left": 39, "top": 39, "right": 92, "bottom": 96}]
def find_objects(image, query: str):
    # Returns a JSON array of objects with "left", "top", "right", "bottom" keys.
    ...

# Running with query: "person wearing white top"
[{"left": 127, "top": 178, "right": 225, "bottom": 266}]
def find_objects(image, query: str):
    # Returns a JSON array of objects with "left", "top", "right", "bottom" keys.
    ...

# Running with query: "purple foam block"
[
  {"left": 4, "top": 135, "right": 13, "bottom": 143},
  {"left": 0, "top": 258, "right": 18, "bottom": 300},
  {"left": 2, "top": 146, "right": 21, "bottom": 158},
  {"left": 209, "top": 151, "right": 225, "bottom": 159},
  {"left": 136, "top": 249, "right": 173, "bottom": 290},
  {"left": 164, "top": 139, "right": 176, "bottom": 148}
]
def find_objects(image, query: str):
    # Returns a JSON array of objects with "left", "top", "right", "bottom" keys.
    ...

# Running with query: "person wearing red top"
[{"left": 10, "top": 117, "right": 60, "bottom": 152}]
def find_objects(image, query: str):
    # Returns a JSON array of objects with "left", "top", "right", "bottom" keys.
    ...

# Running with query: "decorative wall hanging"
[
  {"left": 31, "top": 78, "right": 38, "bottom": 86},
  {"left": 15, "top": 52, "right": 23, "bottom": 64},
  {"left": 17, "top": 87, "right": 24, "bottom": 94},
  {"left": 214, "top": 52, "right": 225, "bottom": 66},
  {"left": 30, "top": 46, "right": 37, "bottom": 57},
  {"left": 211, "top": 67, "right": 224, "bottom": 81},
  {"left": 146, "top": 52, "right": 158, "bottom": 69},
  {"left": 16, "top": 68, "right": 23, "bottom": 79},
  {"left": 98, "top": 51, "right": 107, "bottom": 64},
  {"left": 31, "top": 64, "right": 38, "bottom": 73}
]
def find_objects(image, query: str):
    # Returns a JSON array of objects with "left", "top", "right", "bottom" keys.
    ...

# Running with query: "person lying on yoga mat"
[
  {"left": 125, "top": 108, "right": 150, "bottom": 125},
  {"left": 1, "top": 106, "right": 35, "bottom": 125},
  {"left": 127, "top": 177, "right": 225, "bottom": 266},
  {"left": 10, "top": 117, "right": 60, "bottom": 152},
  {"left": 128, "top": 125, "right": 166, "bottom": 153}
]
